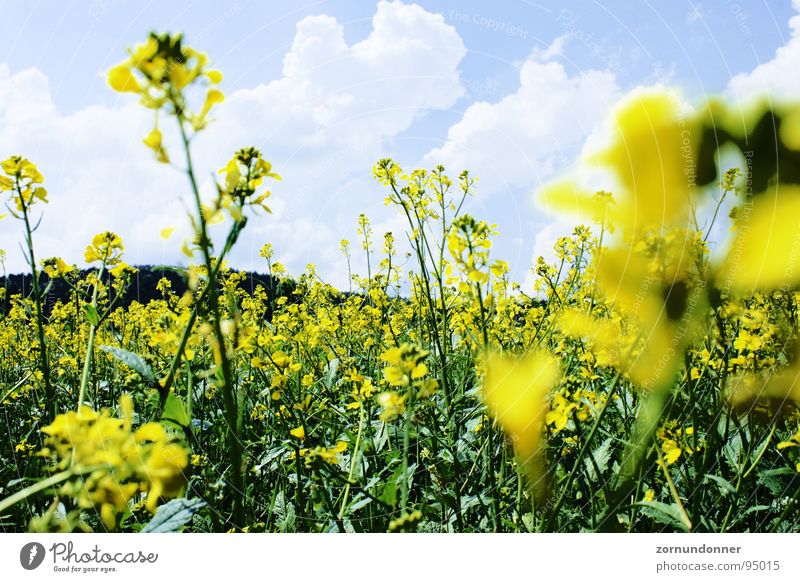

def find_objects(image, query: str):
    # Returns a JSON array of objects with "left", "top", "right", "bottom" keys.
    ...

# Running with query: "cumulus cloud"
[
  {"left": 0, "top": 1, "right": 466, "bottom": 286},
  {"left": 421, "top": 41, "right": 621, "bottom": 287},
  {"left": 0, "top": 64, "right": 186, "bottom": 275},
  {"left": 423, "top": 48, "right": 620, "bottom": 195},
  {"left": 727, "top": 0, "right": 800, "bottom": 101}
]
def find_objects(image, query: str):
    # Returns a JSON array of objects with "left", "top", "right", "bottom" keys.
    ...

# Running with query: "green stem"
[
  {"left": 175, "top": 111, "right": 243, "bottom": 529},
  {"left": 339, "top": 404, "right": 365, "bottom": 519},
  {"left": 77, "top": 326, "right": 97, "bottom": 408},
  {"left": 0, "top": 464, "right": 107, "bottom": 515},
  {"left": 400, "top": 389, "right": 415, "bottom": 512},
  {"left": 77, "top": 266, "right": 103, "bottom": 409},
  {"left": 657, "top": 444, "right": 692, "bottom": 531},
  {"left": 19, "top": 194, "right": 54, "bottom": 421}
]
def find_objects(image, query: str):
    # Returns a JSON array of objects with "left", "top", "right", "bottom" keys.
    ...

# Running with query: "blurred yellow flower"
[
  {"left": 38, "top": 395, "right": 189, "bottom": 529},
  {"left": 719, "top": 185, "right": 800, "bottom": 293},
  {"left": 482, "top": 350, "right": 560, "bottom": 496}
]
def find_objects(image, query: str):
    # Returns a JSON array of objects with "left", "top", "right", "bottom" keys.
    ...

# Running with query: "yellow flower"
[
  {"left": 137, "top": 440, "right": 189, "bottom": 513},
  {"left": 290, "top": 426, "right": 306, "bottom": 441},
  {"left": 595, "top": 91, "right": 695, "bottom": 230},
  {"left": 15, "top": 439, "right": 35, "bottom": 456},
  {"left": 545, "top": 391, "right": 576, "bottom": 433},
  {"left": 107, "top": 63, "right": 140, "bottom": 93},
  {"left": 295, "top": 441, "right": 348, "bottom": 468},
  {"left": 377, "top": 391, "right": 407, "bottom": 422},
  {"left": 540, "top": 91, "right": 695, "bottom": 238},
  {"left": 110, "top": 261, "right": 137, "bottom": 278},
  {"left": 662, "top": 439, "right": 682, "bottom": 464},
  {"left": 379, "top": 343, "right": 430, "bottom": 388},
  {"left": 38, "top": 395, "right": 189, "bottom": 529},
  {"left": 733, "top": 330, "right": 764, "bottom": 352},
  {"left": 85, "top": 231, "right": 125, "bottom": 266},
  {"left": 482, "top": 350, "right": 560, "bottom": 496},
  {"left": 0, "top": 155, "right": 47, "bottom": 211},
  {"left": 142, "top": 128, "right": 169, "bottom": 163},
  {"left": 193, "top": 88, "right": 225, "bottom": 130},
  {"left": 719, "top": 185, "right": 800, "bottom": 293},
  {"left": 41, "top": 257, "right": 74, "bottom": 278}
]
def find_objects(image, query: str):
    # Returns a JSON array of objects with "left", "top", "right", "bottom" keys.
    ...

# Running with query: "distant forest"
[{"left": 0, "top": 266, "right": 294, "bottom": 315}]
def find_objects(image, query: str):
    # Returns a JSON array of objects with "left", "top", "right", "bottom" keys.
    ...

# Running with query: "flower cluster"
[
  {"left": 212, "top": 147, "right": 282, "bottom": 222},
  {"left": 0, "top": 156, "right": 48, "bottom": 212},
  {"left": 38, "top": 395, "right": 189, "bottom": 529},
  {"left": 107, "top": 32, "right": 225, "bottom": 162}
]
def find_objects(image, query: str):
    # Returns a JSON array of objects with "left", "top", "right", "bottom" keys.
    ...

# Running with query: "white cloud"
[
  {"left": 727, "top": 1, "right": 800, "bottom": 101},
  {"left": 423, "top": 55, "right": 620, "bottom": 195},
  {"left": 0, "top": 1, "right": 466, "bottom": 286},
  {"left": 421, "top": 48, "right": 621, "bottom": 288}
]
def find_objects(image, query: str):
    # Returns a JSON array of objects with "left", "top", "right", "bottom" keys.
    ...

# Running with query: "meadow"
[{"left": 1, "top": 32, "right": 799, "bottom": 533}]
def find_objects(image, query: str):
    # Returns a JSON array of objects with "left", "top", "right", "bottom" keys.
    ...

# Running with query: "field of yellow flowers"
[{"left": 1, "top": 32, "right": 800, "bottom": 533}]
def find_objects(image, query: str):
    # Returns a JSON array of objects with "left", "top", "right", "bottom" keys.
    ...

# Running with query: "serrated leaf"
[
  {"left": 637, "top": 501, "right": 690, "bottom": 532},
  {"left": 272, "top": 491, "right": 296, "bottom": 532},
  {"left": 521, "top": 512, "right": 535, "bottom": 532},
  {"left": 758, "top": 467, "right": 796, "bottom": 496},
  {"left": 100, "top": 345, "right": 155, "bottom": 383},
  {"left": 584, "top": 437, "right": 613, "bottom": 481},
  {"left": 723, "top": 433, "right": 744, "bottom": 472},
  {"left": 141, "top": 498, "right": 205, "bottom": 533}
]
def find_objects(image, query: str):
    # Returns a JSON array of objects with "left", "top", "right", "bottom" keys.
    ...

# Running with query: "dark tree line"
[{"left": 0, "top": 266, "right": 295, "bottom": 316}]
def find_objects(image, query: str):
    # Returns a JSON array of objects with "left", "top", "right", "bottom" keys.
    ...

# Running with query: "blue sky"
[{"left": 1, "top": 0, "right": 798, "bottom": 286}]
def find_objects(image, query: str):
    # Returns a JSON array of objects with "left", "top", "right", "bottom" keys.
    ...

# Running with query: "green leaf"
[
  {"left": 162, "top": 393, "right": 190, "bottom": 427},
  {"left": 742, "top": 504, "right": 772, "bottom": 517},
  {"left": 380, "top": 478, "right": 397, "bottom": 507},
  {"left": 703, "top": 474, "right": 736, "bottom": 496},
  {"left": 349, "top": 495, "right": 372, "bottom": 512},
  {"left": 758, "top": 467, "right": 796, "bottom": 496},
  {"left": 324, "top": 358, "right": 339, "bottom": 390},
  {"left": 521, "top": 512, "right": 535, "bottom": 532},
  {"left": 380, "top": 462, "right": 405, "bottom": 508},
  {"left": 636, "top": 501, "right": 690, "bottom": 532},
  {"left": 82, "top": 304, "right": 99, "bottom": 327},
  {"left": 99, "top": 345, "right": 155, "bottom": 383},
  {"left": 272, "top": 492, "right": 296, "bottom": 533},
  {"left": 584, "top": 437, "right": 613, "bottom": 481},
  {"left": 141, "top": 498, "right": 205, "bottom": 533}
]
